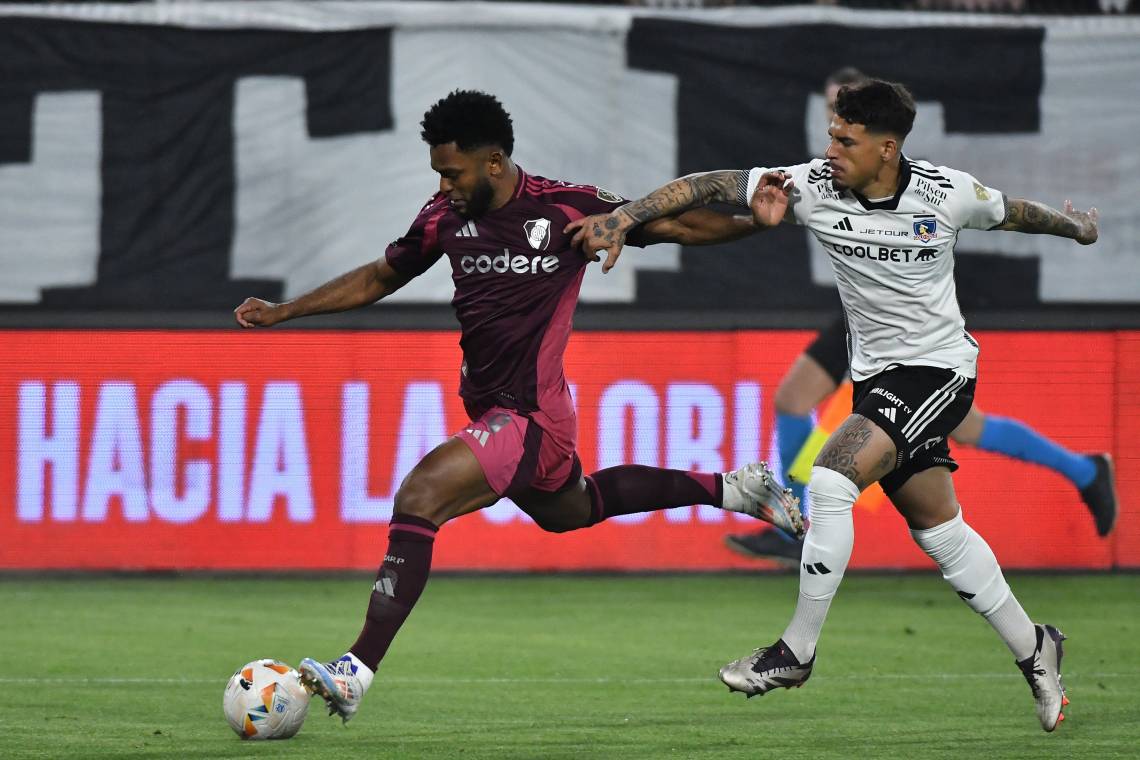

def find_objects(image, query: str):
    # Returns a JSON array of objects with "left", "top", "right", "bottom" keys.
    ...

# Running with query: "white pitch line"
[{"left": 0, "top": 672, "right": 1131, "bottom": 686}]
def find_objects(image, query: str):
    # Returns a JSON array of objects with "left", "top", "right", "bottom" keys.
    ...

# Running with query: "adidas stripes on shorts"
[
  {"left": 851, "top": 365, "right": 976, "bottom": 494},
  {"left": 454, "top": 403, "right": 580, "bottom": 499}
]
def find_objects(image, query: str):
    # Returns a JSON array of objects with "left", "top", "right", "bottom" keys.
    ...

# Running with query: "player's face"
[
  {"left": 824, "top": 117, "right": 888, "bottom": 192},
  {"left": 430, "top": 142, "right": 497, "bottom": 219}
]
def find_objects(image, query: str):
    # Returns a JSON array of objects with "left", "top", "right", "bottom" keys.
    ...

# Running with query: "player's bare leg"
[
  {"left": 891, "top": 468, "right": 1067, "bottom": 731},
  {"left": 720, "top": 413, "right": 892, "bottom": 696},
  {"left": 301, "top": 439, "right": 499, "bottom": 723},
  {"left": 515, "top": 476, "right": 593, "bottom": 532}
]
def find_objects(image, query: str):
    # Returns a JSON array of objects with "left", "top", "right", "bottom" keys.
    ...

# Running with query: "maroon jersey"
[{"left": 385, "top": 167, "right": 627, "bottom": 424}]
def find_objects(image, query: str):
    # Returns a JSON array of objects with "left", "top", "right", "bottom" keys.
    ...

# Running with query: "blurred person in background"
[{"left": 725, "top": 67, "right": 1116, "bottom": 565}]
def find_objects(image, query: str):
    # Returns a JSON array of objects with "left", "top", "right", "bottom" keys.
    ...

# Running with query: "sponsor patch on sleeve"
[{"left": 596, "top": 187, "right": 624, "bottom": 203}]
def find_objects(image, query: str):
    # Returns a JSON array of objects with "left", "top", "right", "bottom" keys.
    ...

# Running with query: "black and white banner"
[{"left": 0, "top": 3, "right": 1136, "bottom": 310}]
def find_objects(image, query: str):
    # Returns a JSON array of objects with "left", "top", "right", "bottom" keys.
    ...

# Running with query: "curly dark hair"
[
  {"left": 834, "top": 79, "right": 915, "bottom": 139},
  {"left": 420, "top": 90, "right": 515, "bottom": 156}
]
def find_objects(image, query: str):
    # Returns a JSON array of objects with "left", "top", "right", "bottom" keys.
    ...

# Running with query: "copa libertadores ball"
[{"left": 223, "top": 659, "right": 310, "bottom": 740}]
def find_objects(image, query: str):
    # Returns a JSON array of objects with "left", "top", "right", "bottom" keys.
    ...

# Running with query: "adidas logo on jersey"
[
  {"left": 456, "top": 220, "right": 478, "bottom": 238},
  {"left": 832, "top": 217, "right": 853, "bottom": 232},
  {"left": 807, "top": 165, "right": 832, "bottom": 185},
  {"left": 878, "top": 406, "right": 897, "bottom": 423},
  {"left": 910, "top": 164, "right": 953, "bottom": 189}
]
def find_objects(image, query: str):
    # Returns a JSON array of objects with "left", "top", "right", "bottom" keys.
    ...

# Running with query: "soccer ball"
[{"left": 223, "top": 659, "right": 310, "bottom": 740}]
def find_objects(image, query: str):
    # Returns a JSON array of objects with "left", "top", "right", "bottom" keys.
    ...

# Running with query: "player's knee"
[
  {"left": 903, "top": 506, "right": 955, "bottom": 531},
  {"left": 516, "top": 480, "right": 594, "bottom": 533},
  {"left": 528, "top": 500, "right": 588, "bottom": 533},
  {"left": 393, "top": 475, "right": 446, "bottom": 524},
  {"left": 807, "top": 466, "right": 860, "bottom": 518},
  {"left": 531, "top": 515, "right": 577, "bottom": 533}
]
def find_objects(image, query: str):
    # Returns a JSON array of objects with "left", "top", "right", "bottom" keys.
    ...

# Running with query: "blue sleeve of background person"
[{"left": 976, "top": 416, "right": 1095, "bottom": 489}]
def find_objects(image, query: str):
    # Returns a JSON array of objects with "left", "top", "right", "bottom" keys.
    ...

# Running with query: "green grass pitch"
[{"left": 1, "top": 574, "right": 1136, "bottom": 759}]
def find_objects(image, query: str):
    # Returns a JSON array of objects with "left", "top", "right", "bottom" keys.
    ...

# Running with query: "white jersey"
[{"left": 745, "top": 157, "right": 1005, "bottom": 381}]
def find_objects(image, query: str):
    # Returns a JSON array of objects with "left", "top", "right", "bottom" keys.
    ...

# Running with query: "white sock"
[
  {"left": 985, "top": 596, "right": 1038, "bottom": 661},
  {"left": 909, "top": 509, "right": 1036, "bottom": 661},
  {"left": 781, "top": 466, "right": 860, "bottom": 662},
  {"left": 344, "top": 652, "right": 375, "bottom": 693}
]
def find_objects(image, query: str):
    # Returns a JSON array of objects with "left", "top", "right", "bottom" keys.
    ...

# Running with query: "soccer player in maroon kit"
[{"left": 233, "top": 90, "right": 803, "bottom": 723}]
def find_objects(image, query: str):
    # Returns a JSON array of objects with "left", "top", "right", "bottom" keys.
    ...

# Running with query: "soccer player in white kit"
[{"left": 569, "top": 79, "right": 1099, "bottom": 732}]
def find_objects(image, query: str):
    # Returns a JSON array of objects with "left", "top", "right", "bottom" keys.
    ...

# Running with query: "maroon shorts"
[{"left": 454, "top": 405, "right": 580, "bottom": 499}]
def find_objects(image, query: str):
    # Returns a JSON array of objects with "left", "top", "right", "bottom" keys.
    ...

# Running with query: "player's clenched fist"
[
  {"left": 1063, "top": 199, "right": 1099, "bottom": 245},
  {"left": 234, "top": 297, "right": 287, "bottom": 328}
]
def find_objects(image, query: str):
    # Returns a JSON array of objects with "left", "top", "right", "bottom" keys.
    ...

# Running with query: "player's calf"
[{"left": 580, "top": 463, "right": 801, "bottom": 534}]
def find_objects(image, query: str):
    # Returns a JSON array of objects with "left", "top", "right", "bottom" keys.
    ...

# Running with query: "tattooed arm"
[
  {"left": 567, "top": 168, "right": 791, "bottom": 273},
  {"left": 589, "top": 208, "right": 759, "bottom": 248},
  {"left": 993, "top": 197, "right": 1099, "bottom": 245},
  {"left": 615, "top": 170, "right": 751, "bottom": 230}
]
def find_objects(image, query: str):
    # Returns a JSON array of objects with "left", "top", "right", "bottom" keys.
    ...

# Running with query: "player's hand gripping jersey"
[
  {"left": 746, "top": 157, "right": 1005, "bottom": 381},
  {"left": 385, "top": 168, "right": 628, "bottom": 426}
]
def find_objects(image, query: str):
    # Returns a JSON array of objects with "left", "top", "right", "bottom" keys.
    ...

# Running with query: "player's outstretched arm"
[
  {"left": 233, "top": 259, "right": 411, "bottom": 328},
  {"left": 616, "top": 169, "right": 751, "bottom": 227},
  {"left": 994, "top": 197, "right": 1099, "bottom": 245},
  {"left": 568, "top": 169, "right": 750, "bottom": 273},
  {"left": 608, "top": 208, "right": 759, "bottom": 247}
]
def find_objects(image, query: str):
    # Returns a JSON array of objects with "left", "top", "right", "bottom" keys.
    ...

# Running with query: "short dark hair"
[
  {"left": 834, "top": 79, "right": 916, "bottom": 139},
  {"left": 420, "top": 90, "right": 514, "bottom": 156},
  {"left": 825, "top": 66, "right": 868, "bottom": 89}
]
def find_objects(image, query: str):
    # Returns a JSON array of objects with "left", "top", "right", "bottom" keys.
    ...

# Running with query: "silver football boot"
[
  {"left": 1016, "top": 624, "right": 1068, "bottom": 731},
  {"left": 719, "top": 638, "right": 814, "bottom": 697},
  {"left": 299, "top": 656, "right": 366, "bottom": 724},
  {"left": 722, "top": 462, "right": 805, "bottom": 539}
]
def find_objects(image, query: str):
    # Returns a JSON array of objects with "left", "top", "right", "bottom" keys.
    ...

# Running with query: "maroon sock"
[
  {"left": 348, "top": 513, "right": 438, "bottom": 671},
  {"left": 586, "top": 465, "right": 723, "bottom": 524}
]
